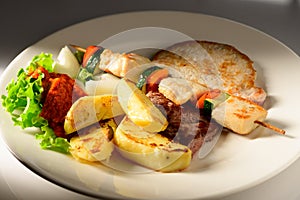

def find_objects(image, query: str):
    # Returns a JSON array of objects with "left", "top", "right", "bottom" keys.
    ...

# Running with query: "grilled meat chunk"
[{"left": 146, "top": 91, "right": 222, "bottom": 154}]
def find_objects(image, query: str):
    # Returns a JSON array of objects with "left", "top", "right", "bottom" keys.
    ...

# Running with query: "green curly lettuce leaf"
[
  {"left": 1, "top": 53, "right": 70, "bottom": 154},
  {"left": 36, "top": 126, "right": 70, "bottom": 154}
]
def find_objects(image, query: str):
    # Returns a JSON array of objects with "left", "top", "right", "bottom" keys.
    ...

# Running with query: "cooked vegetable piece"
[
  {"left": 146, "top": 68, "right": 169, "bottom": 92},
  {"left": 136, "top": 66, "right": 161, "bottom": 90},
  {"left": 82, "top": 45, "right": 105, "bottom": 74},
  {"left": 64, "top": 95, "right": 125, "bottom": 134},
  {"left": 117, "top": 79, "right": 168, "bottom": 132},
  {"left": 74, "top": 50, "right": 84, "bottom": 64},
  {"left": 203, "top": 92, "right": 230, "bottom": 115},
  {"left": 53, "top": 46, "right": 80, "bottom": 78},
  {"left": 69, "top": 119, "right": 116, "bottom": 162},
  {"left": 77, "top": 67, "right": 95, "bottom": 83},
  {"left": 187, "top": 81, "right": 210, "bottom": 104},
  {"left": 76, "top": 46, "right": 105, "bottom": 83},
  {"left": 196, "top": 89, "right": 221, "bottom": 109},
  {"left": 114, "top": 117, "right": 191, "bottom": 172}
]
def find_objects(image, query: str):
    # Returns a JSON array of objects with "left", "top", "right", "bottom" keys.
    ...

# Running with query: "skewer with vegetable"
[
  {"left": 150, "top": 40, "right": 285, "bottom": 135},
  {"left": 196, "top": 89, "right": 285, "bottom": 135},
  {"left": 132, "top": 65, "right": 284, "bottom": 137}
]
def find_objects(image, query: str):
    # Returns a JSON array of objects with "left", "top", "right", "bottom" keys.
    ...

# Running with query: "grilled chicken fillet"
[{"left": 152, "top": 40, "right": 266, "bottom": 105}]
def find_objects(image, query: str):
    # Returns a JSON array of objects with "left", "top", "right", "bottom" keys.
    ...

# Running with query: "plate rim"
[{"left": 1, "top": 10, "right": 300, "bottom": 200}]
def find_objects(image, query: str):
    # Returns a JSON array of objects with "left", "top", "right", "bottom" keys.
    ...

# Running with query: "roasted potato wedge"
[
  {"left": 114, "top": 117, "right": 191, "bottom": 172},
  {"left": 64, "top": 95, "right": 124, "bottom": 134},
  {"left": 69, "top": 119, "right": 116, "bottom": 162},
  {"left": 117, "top": 79, "right": 168, "bottom": 133}
]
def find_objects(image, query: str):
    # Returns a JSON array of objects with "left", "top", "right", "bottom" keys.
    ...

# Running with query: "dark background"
[{"left": 0, "top": 0, "right": 299, "bottom": 69}]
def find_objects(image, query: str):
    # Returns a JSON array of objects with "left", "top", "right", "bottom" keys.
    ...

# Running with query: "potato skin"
[
  {"left": 69, "top": 120, "right": 116, "bottom": 162},
  {"left": 64, "top": 95, "right": 124, "bottom": 134},
  {"left": 114, "top": 117, "right": 191, "bottom": 172},
  {"left": 117, "top": 79, "right": 168, "bottom": 133}
]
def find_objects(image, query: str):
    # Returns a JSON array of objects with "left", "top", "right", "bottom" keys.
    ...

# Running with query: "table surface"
[{"left": 1, "top": 0, "right": 300, "bottom": 199}]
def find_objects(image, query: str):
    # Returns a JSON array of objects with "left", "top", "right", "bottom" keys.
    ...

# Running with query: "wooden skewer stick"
[
  {"left": 69, "top": 44, "right": 86, "bottom": 53},
  {"left": 254, "top": 120, "right": 285, "bottom": 135}
]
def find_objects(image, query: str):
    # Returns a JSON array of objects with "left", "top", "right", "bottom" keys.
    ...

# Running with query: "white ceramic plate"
[{"left": 1, "top": 11, "right": 300, "bottom": 200}]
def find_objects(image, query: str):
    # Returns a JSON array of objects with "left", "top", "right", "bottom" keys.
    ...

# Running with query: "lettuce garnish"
[{"left": 1, "top": 53, "right": 70, "bottom": 154}]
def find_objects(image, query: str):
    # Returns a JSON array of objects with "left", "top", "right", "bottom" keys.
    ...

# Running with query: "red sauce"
[{"left": 33, "top": 67, "right": 87, "bottom": 137}]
